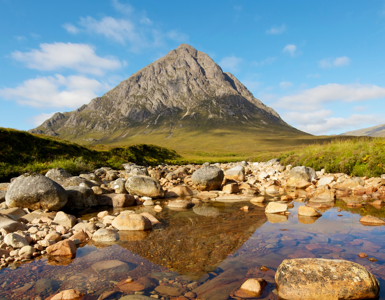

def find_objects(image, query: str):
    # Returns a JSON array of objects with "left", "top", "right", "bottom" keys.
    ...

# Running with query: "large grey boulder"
[
  {"left": 45, "top": 168, "right": 72, "bottom": 183},
  {"left": 6, "top": 173, "right": 67, "bottom": 211},
  {"left": 125, "top": 176, "right": 164, "bottom": 198},
  {"left": 64, "top": 186, "right": 97, "bottom": 209},
  {"left": 275, "top": 258, "right": 380, "bottom": 299},
  {"left": 191, "top": 166, "right": 224, "bottom": 191}
]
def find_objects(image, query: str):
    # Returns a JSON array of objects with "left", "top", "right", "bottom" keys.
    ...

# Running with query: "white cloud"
[
  {"left": 279, "top": 81, "right": 293, "bottom": 89},
  {"left": 276, "top": 83, "right": 385, "bottom": 111},
  {"left": 31, "top": 112, "right": 57, "bottom": 126},
  {"left": 266, "top": 24, "right": 286, "bottom": 35},
  {"left": 353, "top": 105, "right": 368, "bottom": 112},
  {"left": 111, "top": 0, "right": 134, "bottom": 15},
  {"left": 62, "top": 23, "right": 79, "bottom": 34},
  {"left": 284, "top": 110, "right": 385, "bottom": 135},
  {"left": 167, "top": 30, "right": 189, "bottom": 42},
  {"left": 11, "top": 43, "right": 122, "bottom": 75},
  {"left": 251, "top": 57, "right": 276, "bottom": 67},
  {"left": 219, "top": 56, "right": 243, "bottom": 73},
  {"left": 14, "top": 36, "right": 26, "bottom": 41},
  {"left": 319, "top": 56, "right": 351, "bottom": 68},
  {"left": 283, "top": 44, "right": 298, "bottom": 57},
  {"left": 0, "top": 74, "right": 110, "bottom": 108}
]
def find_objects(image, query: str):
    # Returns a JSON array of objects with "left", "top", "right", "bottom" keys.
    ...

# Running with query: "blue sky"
[{"left": 1, "top": 0, "right": 385, "bottom": 135}]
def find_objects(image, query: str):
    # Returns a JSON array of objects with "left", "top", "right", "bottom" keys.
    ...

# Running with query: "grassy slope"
[
  {"left": 0, "top": 128, "right": 180, "bottom": 181},
  {"left": 252, "top": 137, "right": 385, "bottom": 177}
]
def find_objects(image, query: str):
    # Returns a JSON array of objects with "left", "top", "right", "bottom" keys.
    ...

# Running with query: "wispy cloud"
[
  {"left": 319, "top": 56, "right": 351, "bottom": 68},
  {"left": 283, "top": 44, "right": 298, "bottom": 57},
  {"left": 266, "top": 24, "right": 286, "bottom": 35},
  {"left": 279, "top": 81, "right": 293, "bottom": 89},
  {"left": 251, "top": 57, "right": 276, "bottom": 67},
  {"left": 62, "top": 23, "right": 79, "bottom": 34},
  {"left": 307, "top": 73, "right": 320, "bottom": 78},
  {"left": 30, "top": 112, "right": 57, "bottom": 126},
  {"left": 11, "top": 42, "right": 122, "bottom": 76},
  {"left": 275, "top": 83, "right": 385, "bottom": 111},
  {"left": 219, "top": 56, "right": 243, "bottom": 73},
  {"left": 0, "top": 74, "right": 110, "bottom": 108},
  {"left": 14, "top": 36, "right": 26, "bottom": 41}
]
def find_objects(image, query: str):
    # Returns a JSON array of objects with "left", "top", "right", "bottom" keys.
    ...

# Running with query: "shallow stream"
[{"left": 1, "top": 198, "right": 385, "bottom": 299}]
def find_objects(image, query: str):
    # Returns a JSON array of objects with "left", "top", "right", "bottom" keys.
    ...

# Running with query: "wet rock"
[
  {"left": 275, "top": 258, "right": 380, "bottom": 299},
  {"left": 117, "top": 277, "right": 157, "bottom": 293},
  {"left": 168, "top": 200, "right": 194, "bottom": 209},
  {"left": 53, "top": 211, "right": 77, "bottom": 228},
  {"left": 46, "top": 240, "right": 77, "bottom": 256},
  {"left": 64, "top": 186, "right": 97, "bottom": 209},
  {"left": 51, "top": 289, "right": 84, "bottom": 300},
  {"left": 69, "top": 230, "right": 89, "bottom": 243},
  {"left": 112, "top": 213, "right": 152, "bottom": 230},
  {"left": 155, "top": 285, "right": 186, "bottom": 296},
  {"left": 96, "top": 194, "right": 136, "bottom": 208},
  {"left": 191, "top": 166, "right": 224, "bottom": 191},
  {"left": 35, "top": 278, "right": 61, "bottom": 295},
  {"left": 4, "top": 233, "right": 29, "bottom": 248},
  {"left": 359, "top": 215, "right": 385, "bottom": 226},
  {"left": 298, "top": 215, "right": 320, "bottom": 224},
  {"left": 45, "top": 168, "right": 72, "bottom": 183},
  {"left": 6, "top": 173, "right": 68, "bottom": 210},
  {"left": 265, "top": 185, "right": 281, "bottom": 196},
  {"left": 265, "top": 202, "right": 288, "bottom": 213},
  {"left": 91, "top": 259, "right": 134, "bottom": 274},
  {"left": 97, "top": 291, "right": 122, "bottom": 300},
  {"left": 298, "top": 206, "right": 322, "bottom": 217},
  {"left": 164, "top": 185, "right": 194, "bottom": 197},
  {"left": 93, "top": 229, "right": 120, "bottom": 242},
  {"left": 143, "top": 199, "right": 154, "bottom": 206},
  {"left": 125, "top": 176, "right": 164, "bottom": 198},
  {"left": 250, "top": 197, "right": 265, "bottom": 203},
  {"left": 225, "top": 165, "right": 245, "bottom": 181}
]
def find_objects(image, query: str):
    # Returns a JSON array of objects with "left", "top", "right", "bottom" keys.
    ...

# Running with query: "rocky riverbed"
[{"left": 1, "top": 160, "right": 385, "bottom": 299}]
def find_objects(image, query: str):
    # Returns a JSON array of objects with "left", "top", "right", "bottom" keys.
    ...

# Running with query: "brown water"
[{"left": 1, "top": 199, "right": 385, "bottom": 299}]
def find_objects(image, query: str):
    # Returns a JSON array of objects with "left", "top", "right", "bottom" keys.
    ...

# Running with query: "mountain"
[
  {"left": 341, "top": 124, "right": 385, "bottom": 137},
  {"left": 29, "top": 44, "right": 308, "bottom": 153}
]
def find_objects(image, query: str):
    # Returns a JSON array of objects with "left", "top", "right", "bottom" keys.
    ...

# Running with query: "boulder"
[
  {"left": 125, "top": 176, "right": 164, "bottom": 198},
  {"left": 92, "top": 229, "right": 120, "bottom": 242},
  {"left": 318, "top": 176, "right": 335, "bottom": 186},
  {"left": 110, "top": 178, "right": 127, "bottom": 194},
  {"left": 334, "top": 177, "right": 365, "bottom": 189},
  {"left": 112, "top": 213, "right": 152, "bottom": 231},
  {"left": 46, "top": 240, "right": 77, "bottom": 256},
  {"left": 35, "top": 278, "right": 61, "bottom": 296},
  {"left": 64, "top": 186, "right": 97, "bottom": 209},
  {"left": 265, "top": 202, "right": 288, "bottom": 214},
  {"left": 224, "top": 165, "right": 245, "bottom": 181},
  {"left": 6, "top": 173, "right": 68, "bottom": 211},
  {"left": 105, "top": 170, "right": 119, "bottom": 181},
  {"left": 359, "top": 215, "right": 385, "bottom": 226},
  {"left": 298, "top": 206, "right": 322, "bottom": 217},
  {"left": 96, "top": 194, "right": 136, "bottom": 207},
  {"left": 4, "top": 233, "right": 29, "bottom": 248},
  {"left": 69, "top": 230, "right": 89, "bottom": 243},
  {"left": 191, "top": 166, "right": 224, "bottom": 191},
  {"left": 287, "top": 166, "right": 316, "bottom": 187},
  {"left": 275, "top": 258, "right": 380, "bottom": 299},
  {"left": 53, "top": 211, "right": 77, "bottom": 228},
  {"left": 45, "top": 168, "right": 72, "bottom": 183},
  {"left": 222, "top": 183, "right": 240, "bottom": 194},
  {"left": 139, "top": 212, "right": 160, "bottom": 225}
]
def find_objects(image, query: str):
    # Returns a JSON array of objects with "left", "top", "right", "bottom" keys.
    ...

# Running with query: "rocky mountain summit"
[{"left": 30, "top": 44, "right": 304, "bottom": 144}]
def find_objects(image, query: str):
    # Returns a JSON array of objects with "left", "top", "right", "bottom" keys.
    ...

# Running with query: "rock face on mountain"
[{"left": 30, "top": 44, "right": 305, "bottom": 144}]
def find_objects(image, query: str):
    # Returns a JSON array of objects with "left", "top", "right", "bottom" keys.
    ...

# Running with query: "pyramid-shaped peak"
[{"left": 177, "top": 43, "right": 198, "bottom": 51}]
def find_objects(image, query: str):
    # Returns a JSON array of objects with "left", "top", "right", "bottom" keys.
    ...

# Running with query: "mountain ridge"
[
  {"left": 30, "top": 43, "right": 308, "bottom": 148},
  {"left": 340, "top": 123, "right": 385, "bottom": 137}
]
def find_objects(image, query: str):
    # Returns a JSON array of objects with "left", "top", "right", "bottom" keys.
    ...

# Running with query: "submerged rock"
[
  {"left": 275, "top": 258, "right": 380, "bottom": 300},
  {"left": 360, "top": 215, "right": 385, "bottom": 226},
  {"left": 298, "top": 206, "right": 322, "bottom": 217}
]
